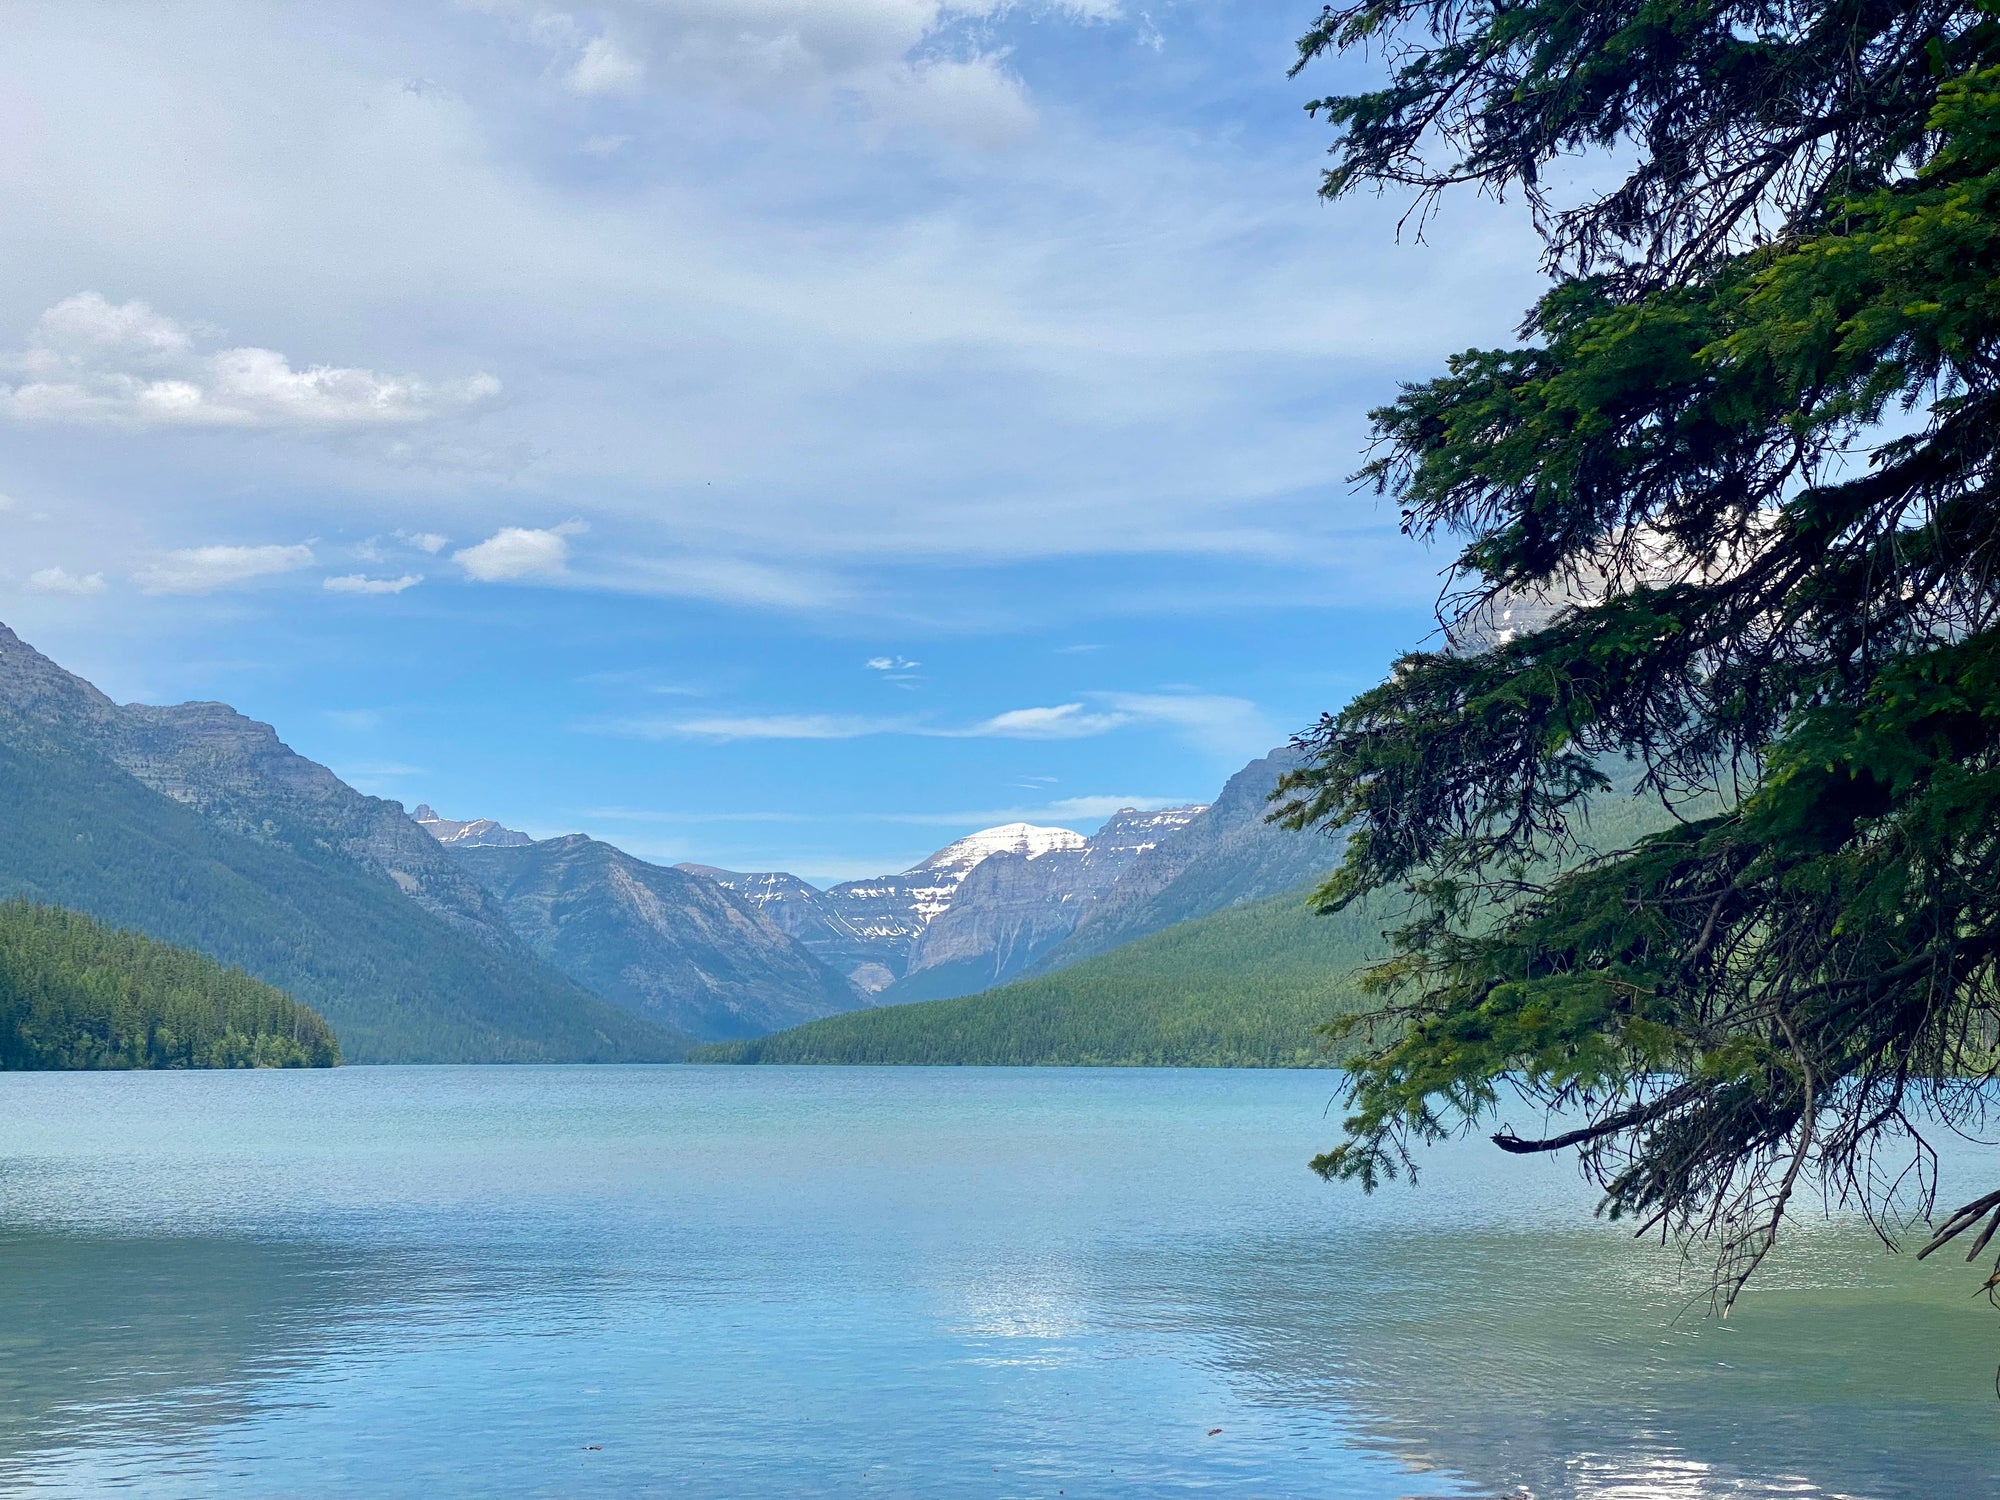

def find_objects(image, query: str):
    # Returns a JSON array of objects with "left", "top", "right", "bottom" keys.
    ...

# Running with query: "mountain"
[
  {"left": 0, "top": 627, "right": 523, "bottom": 953},
  {"left": 440, "top": 832, "right": 862, "bottom": 1041},
  {"left": 675, "top": 867, "right": 902, "bottom": 995},
  {"left": 889, "top": 806, "right": 1205, "bottom": 1002},
  {"left": 1023, "top": 750, "right": 1346, "bottom": 974},
  {"left": 413, "top": 804, "right": 533, "bottom": 848},
  {"left": 701, "top": 772, "right": 1701, "bottom": 1070},
  {"left": 0, "top": 623, "right": 687, "bottom": 1064},
  {"left": 682, "top": 822, "right": 1096, "bottom": 996},
  {"left": 0, "top": 898, "right": 340, "bottom": 1069},
  {"left": 697, "top": 879, "right": 1382, "bottom": 1068},
  {"left": 677, "top": 769, "right": 1334, "bottom": 1010}
]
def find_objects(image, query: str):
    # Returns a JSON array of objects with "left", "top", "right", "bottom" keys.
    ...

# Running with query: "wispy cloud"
[
  {"left": 324, "top": 573, "right": 422, "bottom": 595},
  {"left": 1093, "top": 691, "right": 1274, "bottom": 758},
  {"left": 610, "top": 712, "right": 916, "bottom": 741},
  {"left": 0, "top": 293, "right": 498, "bottom": 429},
  {"left": 25, "top": 566, "right": 107, "bottom": 596},
  {"left": 588, "top": 690, "right": 1269, "bottom": 753},
  {"left": 879, "top": 793, "right": 1198, "bottom": 826},
  {"left": 135, "top": 542, "right": 315, "bottom": 595}
]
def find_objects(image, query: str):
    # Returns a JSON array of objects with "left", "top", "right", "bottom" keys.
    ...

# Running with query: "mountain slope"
[
  {"left": 697, "top": 881, "right": 1380, "bottom": 1068},
  {"left": 1026, "top": 750, "right": 1345, "bottom": 974},
  {"left": 0, "top": 628, "right": 686, "bottom": 1064},
  {"left": 0, "top": 625, "right": 523, "bottom": 951},
  {"left": 0, "top": 899, "right": 340, "bottom": 1069},
  {"left": 448, "top": 835, "right": 862, "bottom": 1041},
  {"left": 678, "top": 867, "right": 900, "bottom": 994}
]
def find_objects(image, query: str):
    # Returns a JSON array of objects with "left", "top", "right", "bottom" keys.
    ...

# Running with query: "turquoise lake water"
[{"left": 0, "top": 1065, "right": 1995, "bottom": 1497}]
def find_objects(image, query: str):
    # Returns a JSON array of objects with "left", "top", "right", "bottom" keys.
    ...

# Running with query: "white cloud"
[
  {"left": 402, "top": 531, "right": 451, "bottom": 554},
  {"left": 0, "top": 3, "right": 1540, "bottom": 632},
  {"left": 954, "top": 702, "right": 1126, "bottom": 739},
  {"left": 502, "top": 0, "right": 1105, "bottom": 144},
  {"left": 134, "top": 543, "right": 316, "bottom": 595},
  {"left": 866, "top": 655, "right": 919, "bottom": 671},
  {"left": 25, "top": 566, "right": 107, "bottom": 596},
  {"left": 454, "top": 522, "right": 584, "bottom": 581},
  {"left": 324, "top": 573, "right": 423, "bottom": 594},
  {"left": 0, "top": 293, "right": 500, "bottom": 430}
]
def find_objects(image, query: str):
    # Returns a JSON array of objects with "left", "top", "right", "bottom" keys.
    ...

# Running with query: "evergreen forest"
[{"left": 0, "top": 900, "right": 339, "bottom": 1069}]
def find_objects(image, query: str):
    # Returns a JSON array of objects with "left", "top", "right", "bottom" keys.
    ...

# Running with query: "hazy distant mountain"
[
  {"left": 684, "top": 809, "right": 1213, "bottom": 1005},
  {"left": 684, "top": 822, "right": 1094, "bottom": 995},
  {"left": 0, "top": 623, "right": 686, "bottom": 1064},
  {"left": 1024, "top": 750, "right": 1346, "bottom": 973},
  {"left": 889, "top": 807, "right": 1205, "bottom": 1002},
  {"left": 441, "top": 831, "right": 862, "bottom": 1041},
  {"left": 414, "top": 804, "right": 533, "bottom": 848}
]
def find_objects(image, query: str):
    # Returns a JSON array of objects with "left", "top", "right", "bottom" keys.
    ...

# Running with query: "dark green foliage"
[
  {"left": 1281, "top": 0, "right": 2000, "bottom": 1301},
  {"left": 0, "top": 738, "right": 686, "bottom": 1064},
  {"left": 699, "top": 884, "right": 1385, "bottom": 1068},
  {"left": 0, "top": 900, "right": 338, "bottom": 1069}
]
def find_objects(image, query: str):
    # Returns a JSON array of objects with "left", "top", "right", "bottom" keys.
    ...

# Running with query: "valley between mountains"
[{"left": 0, "top": 620, "right": 1350, "bottom": 1064}]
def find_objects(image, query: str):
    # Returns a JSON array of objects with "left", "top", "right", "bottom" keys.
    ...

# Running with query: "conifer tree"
[{"left": 1278, "top": 0, "right": 2000, "bottom": 1303}]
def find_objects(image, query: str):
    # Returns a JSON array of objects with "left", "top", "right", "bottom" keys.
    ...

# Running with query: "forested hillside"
[
  {"left": 0, "top": 900, "right": 339, "bottom": 1069},
  {"left": 698, "top": 882, "right": 1382, "bottom": 1067}
]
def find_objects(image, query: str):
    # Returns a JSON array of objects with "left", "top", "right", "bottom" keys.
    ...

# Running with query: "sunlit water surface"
[{"left": 0, "top": 1066, "right": 1994, "bottom": 1498}]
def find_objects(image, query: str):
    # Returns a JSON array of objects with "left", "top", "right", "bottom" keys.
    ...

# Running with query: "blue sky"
[{"left": 0, "top": 0, "right": 1542, "bottom": 881}]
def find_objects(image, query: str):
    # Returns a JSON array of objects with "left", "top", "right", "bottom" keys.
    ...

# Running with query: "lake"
[{"left": 0, "top": 1065, "right": 1993, "bottom": 1497}]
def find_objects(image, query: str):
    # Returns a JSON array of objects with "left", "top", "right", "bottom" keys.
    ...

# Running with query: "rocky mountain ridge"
[
  {"left": 0, "top": 623, "right": 684, "bottom": 1063},
  {"left": 441, "top": 832, "right": 861, "bottom": 1040},
  {"left": 414, "top": 804, "right": 533, "bottom": 848},
  {"left": 0, "top": 625, "right": 521, "bottom": 953}
]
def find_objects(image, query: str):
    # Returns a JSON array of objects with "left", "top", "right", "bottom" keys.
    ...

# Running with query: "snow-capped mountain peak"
[{"left": 911, "top": 822, "right": 1086, "bottom": 873}]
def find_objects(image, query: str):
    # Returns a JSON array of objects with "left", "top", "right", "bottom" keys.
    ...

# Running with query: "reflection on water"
[
  {"left": 0, "top": 1233, "right": 368, "bottom": 1472},
  {"left": 0, "top": 1066, "right": 1992, "bottom": 1498}
]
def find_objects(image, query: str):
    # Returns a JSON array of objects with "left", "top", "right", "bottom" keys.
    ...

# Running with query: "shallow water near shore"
[{"left": 0, "top": 1065, "right": 1994, "bottom": 1498}]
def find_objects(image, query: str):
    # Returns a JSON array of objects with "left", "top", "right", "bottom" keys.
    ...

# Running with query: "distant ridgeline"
[
  {"left": 696, "top": 882, "right": 1383, "bottom": 1068},
  {"left": 0, "top": 901, "right": 339, "bottom": 1069},
  {"left": 700, "top": 771, "right": 1696, "bottom": 1069}
]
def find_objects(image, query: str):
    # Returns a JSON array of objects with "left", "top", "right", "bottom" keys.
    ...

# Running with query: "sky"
[{"left": 0, "top": 0, "right": 1545, "bottom": 882}]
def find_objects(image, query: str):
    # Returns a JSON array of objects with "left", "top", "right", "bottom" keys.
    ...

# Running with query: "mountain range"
[
  {"left": 0, "top": 619, "right": 1349, "bottom": 1061},
  {"left": 674, "top": 752, "right": 1344, "bottom": 1006}
]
